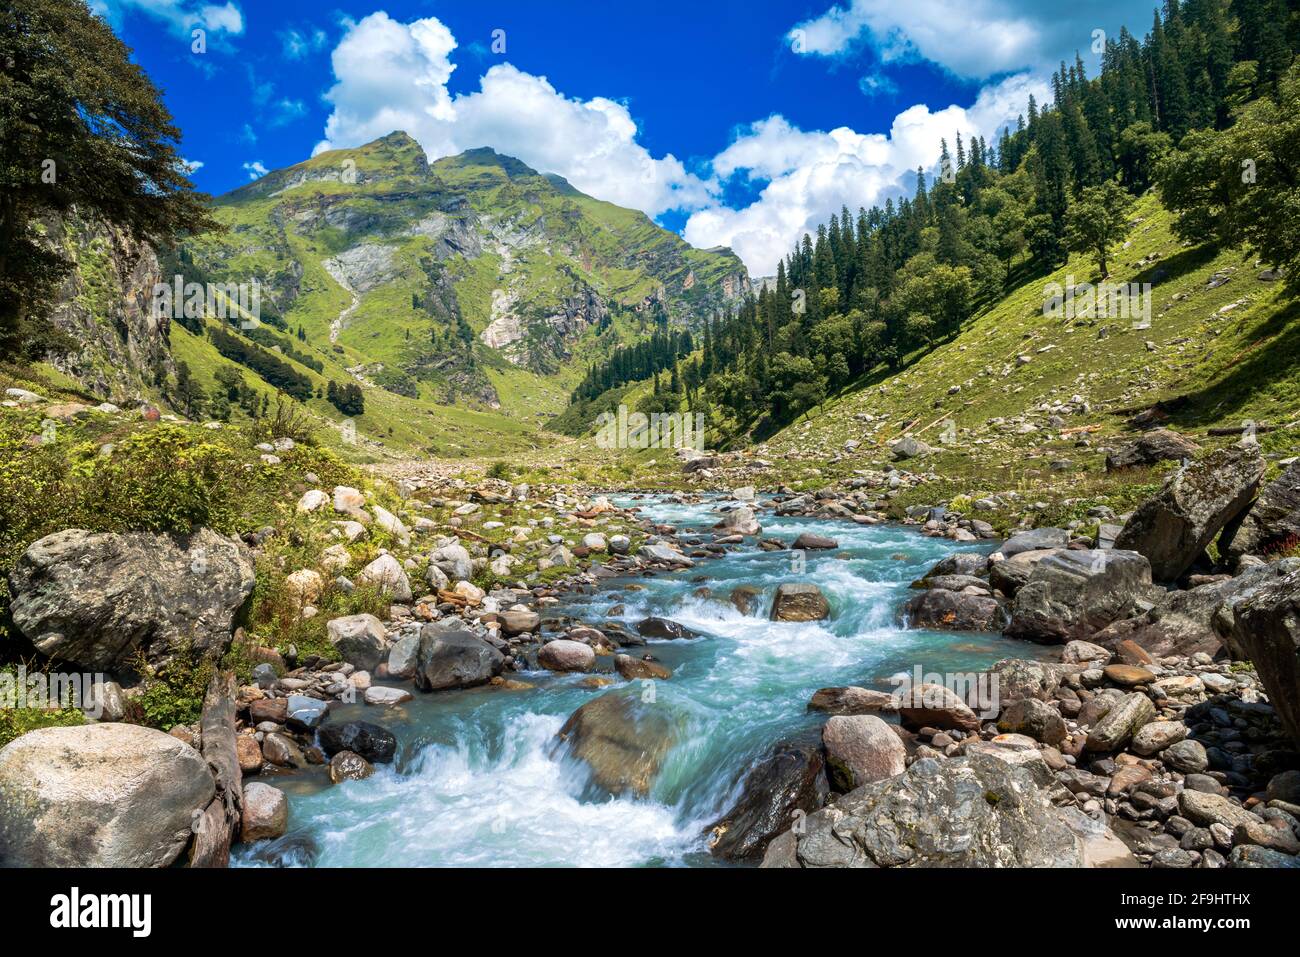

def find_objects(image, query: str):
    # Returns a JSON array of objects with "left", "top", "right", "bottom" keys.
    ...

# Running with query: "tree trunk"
[{"left": 188, "top": 670, "right": 243, "bottom": 868}]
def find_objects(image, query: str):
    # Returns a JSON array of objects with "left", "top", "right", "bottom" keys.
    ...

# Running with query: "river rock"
[
  {"left": 926, "top": 552, "right": 990, "bottom": 578},
  {"left": 1005, "top": 548, "right": 1155, "bottom": 643},
  {"left": 386, "top": 632, "right": 420, "bottom": 679},
  {"left": 807, "top": 686, "right": 898, "bottom": 715},
  {"left": 902, "top": 588, "right": 1006, "bottom": 631},
  {"left": 729, "top": 586, "right": 762, "bottom": 616},
  {"left": 896, "top": 682, "right": 981, "bottom": 732},
  {"left": 1114, "top": 444, "right": 1265, "bottom": 581},
  {"left": 1085, "top": 692, "right": 1156, "bottom": 752},
  {"left": 430, "top": 543, "right": 473, "bottom": 582},
  {"left": 1130, "top": 720, "right": 1188, "bottom": 756},
  {"left": 329, "top": 750, "right": 374, "bottom": 783},
  {"left": 539, "top": 639, "right": 596, "bottom": 672},
  {"left": 639, "top": 543, "right": 694, "bottom": 567},
  {"left": 1001, "top": 527, "right": 1070, "bottom": 558},
  {"left": 1062, "top": 639, "right": 1111, "bottom": 664},
  {"left": 822, "top": 714, "right": 907, "bottom": 791},
  {"left": 1178, "top": 789, "right": 1260, "bottom": 830},
  {"left": 769, "top": 583, "right": 830, "bottom": 622},
  {"left": 318, "top": 721, "right": 397, "bottom": 763},
  {"left": 761, "top": 750, "right": 1100, "bottom": 868},
  {"left": 554, "top": 692, "right": 677, "bottom": 797},
  {"left": 236, "top": 733, "right": 263, "bottom": 773},
  {"left": 499, "top": 608, "right": 540, "bottom": 636},
  {"left": 327, "top": 613, "right": 387, "bottom": 671},
  {"left": 1162, "top": 738, "right": 1208, "bottom": 773},
  {"left": 285, "top": 695, "right": 328, "bottom": 732},
  {"left": 996, "top": 697, "right": 1067, "bottom": 745},
  {"left": 240, "top": 782, "right": 287, "bottom": 842},
  {"left": 614, "top": 654, "right": 672, "bottom": 680},
  {"left": 1105, "top": 429, "right": 1201, "bottom": 471},
  {"left": 988, "top": 548, "right": 1058, "bottom": 596},
  {"left": 6, "top": 528, "right": 254, "bottom": 670},
  {"left": 792, "top": 533, "right": 837, "bottom": 550},
  {"left": 1227, "top": 568, "right": 1300, "bottom": 746},
  {"left": 717, "top": 505, "right": 761, "bottom": 536},
  {"left": 262, "top": 732, "right": 307, "bottom": 768},
  {"left": 0, "top": 724, "right": 215, "bottom": 867},
  {"left": 635, "top": 617, "right": 698, "bottom": 640},
  {"left": 991, "top": 658, "right": 1062, "bottom": 702},
  {"left": 364, "top": 685, "right": 412, "bottom": 706},
  {"left": 707, "top": 731, "right": 829, "bottom": 861},
  {"left": 413, "top": 626, "right": 504, "bottom": 691}
]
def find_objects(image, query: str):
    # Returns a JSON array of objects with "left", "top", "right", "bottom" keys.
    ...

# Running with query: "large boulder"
[
  {"left": 1114, "top": 444, "right": 1265, "bottom": 581},
  {"left": 1105, "top": 429, "right": 1201, "bottom": 471},
  {"left": 707, "top": 731, "right": 829, "bottom": 861},
  {"left": 769, "top": 583, "right": 831, "bottom": 622},
  {"left": 821, "top": 715, "right": 907, "bottom": 791},
  {"left": 761, "top": 750, "right": 1108, "bottom": 868},
  {"left": 1000, "top": 528, "right": 1069, "bottom": 558},
  {"left": 357, "top": 554, "right": 413, "bottom": 603},
  {"left": 1225, "top": 460, "right": 1300, "bottom": 561},
  {"left": 7, "top": 528, "right": 254, "bottom": 670},
  {"left": 412, "top": 626, "right": 504, "bottom": 692},
  {"left": 996, "top": 698, "right": 1067, "bottom": 745},
  {"left": 537, "top": 639, "right": 596, "bottom": 673},
  {"left": 716, "top": 505, "right": 761, "bottom": 536},
  {"left": 807, "top": 687, "right": 898, "bottom": 716},
  {"left": 1094, "top": 558, "right": 1300, "bottom": 659},
  {"left": 1227, "top": 569, "right": 1300, "bottom": 745},
  {"left": 988, "top": 548, "right": 1059, "bottom": 597},
  {"left": 326, "top": 614, "right": 387, "bottom": 671},
  {"left": 0, "top": 724, "right": 215, "bottom": 866},
  {"left": 554, "top": 692, "right": 677, "bottom": 797},
  {"left": 901, "top": 588, "right": 1006, "bottom": 632},
  {"left": 1004, "top": 549, "right": 1156, "bottom": 644}
]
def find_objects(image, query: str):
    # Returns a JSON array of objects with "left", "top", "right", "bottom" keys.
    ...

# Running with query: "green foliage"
[
  {"left": 132, "top": 650, "right": 212, "bottom": 731},
  {"left": 486, "top": 460, "right": 513, "bottom": 480},
  {"left": 1065, "top": 181, "right": 1135, "bottom": 277}
]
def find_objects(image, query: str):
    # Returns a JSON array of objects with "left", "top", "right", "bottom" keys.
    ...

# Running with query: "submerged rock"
[
  {"left": 318, "top": 720, "right": 397, "bottom": 764},
  {"left": 769, "top": 583, "right": 830, "bottom": 622},
  {"left": 635, "top": 617, "right": 699, "bottom": 640},
  {"left": 902, "top": 588, "right": 1006, "bottom": 631},
  {"left": 554, "top": 692, "right": 677, "bottom": 797}
]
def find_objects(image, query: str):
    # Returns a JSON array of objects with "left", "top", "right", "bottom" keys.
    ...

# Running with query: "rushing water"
[{"left": 237, "top": 494, "right": 1050, "bottom": 868}]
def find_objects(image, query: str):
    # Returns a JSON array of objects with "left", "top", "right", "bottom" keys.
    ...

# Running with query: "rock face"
[
  {"left": 554, "top": 692, "right": 677, "bottom": 797},
  {"left": 0, "top": 724, "right": 215, "bottom": 867},
  {"left": 7, "top": 528, "right": 254, "bottom": 670},
  {"left": 821, "top": 715, "right": 907, "bottom": 791},
  {"left": 761, "top": 751, "right": 1096, "bottom": 868},
  {"left": 1001, "top": 527, "right": 1069, "bottom": 558},
  {"left": 413, "top": 626, "right": 504, "bottom": 691},
  {"left": 1114, "top": 444, "right": 1265, "bottom": 581},
  {"left": 1004, "top": 549, "right": 1155, "bottom": 644},
  {"left": 1105, "top": 429, "right": 1201, "bottom": 471},
  {"left": 902, "top": 588, "right": 1006, "bottom": 632},
  {"left": 1226, "top": 461, "right": 1300, "bottom": 560},
  {"left": 708, "top": 731, "right": 829, "bottom": 861},
  {"left": 1227, "top": 569, "right": 1300, "bottom": 745},
  {"left": 769, "top": 583, "right": 831, "bottom": 622}
]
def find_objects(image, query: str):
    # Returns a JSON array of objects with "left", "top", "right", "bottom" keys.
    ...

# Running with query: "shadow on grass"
[{"left": 1165, "top": 297, "right": 1300, "bottom": 429}]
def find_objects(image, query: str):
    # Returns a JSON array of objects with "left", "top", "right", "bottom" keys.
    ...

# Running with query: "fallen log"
[{"left": 189, "top": 670, "right": 243, "bottom": 868}]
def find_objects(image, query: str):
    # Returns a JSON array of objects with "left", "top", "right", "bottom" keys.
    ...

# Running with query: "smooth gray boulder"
[
  {"left": 7, "top": 528, "right": 254, "bottom": 670},
  {"left": 327, "top": 613, "right": 387, "bottom": 671},
  {"left": 1001, "top": 527, "right": 1069, "bottom": 558},
  {"left": 0, "top": 724, "right": 215, "bottom": 867}
]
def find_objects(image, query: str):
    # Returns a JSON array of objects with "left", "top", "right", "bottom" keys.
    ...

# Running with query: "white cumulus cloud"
[
  {"left": 684, "top": 73, "right": 1049, "bottom": 275},
  {"left": 314, "top": 13, "right": 713, "bottom": 218},
  {"left": 91, "top": 0, "right": 244, "bottom": 38}
]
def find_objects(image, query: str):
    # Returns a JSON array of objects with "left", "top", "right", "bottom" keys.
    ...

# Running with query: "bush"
[
  {"left": 130, "top": 649, "right": 213, "bottom": 731},
  {"left": 486, "top": 460, "right": 512, "bottom": 480}
]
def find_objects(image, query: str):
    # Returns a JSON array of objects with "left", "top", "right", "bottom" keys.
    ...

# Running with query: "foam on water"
[{"left": 235, "top": 494, "right": 1047, "bottom": 868}]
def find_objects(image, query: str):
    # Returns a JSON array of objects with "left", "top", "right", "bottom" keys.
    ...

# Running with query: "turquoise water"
[{"left": 237, "top": 495, "right": 1047, "bottom": 867}]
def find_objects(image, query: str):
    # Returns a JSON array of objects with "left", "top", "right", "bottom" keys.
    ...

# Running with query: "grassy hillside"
[{"left": 562, "top": 194, "right": 1298, "bottom": 518}]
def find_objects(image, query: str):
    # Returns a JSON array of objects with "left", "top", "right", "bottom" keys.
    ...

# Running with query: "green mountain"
[{"left": 143, "top": 133, "right": 746, "bottom": 454}]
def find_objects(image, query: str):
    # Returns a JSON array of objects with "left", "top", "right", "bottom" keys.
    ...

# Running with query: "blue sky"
[{"left": 93, "top": 0, "right": 1159, "bottom": 273}]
